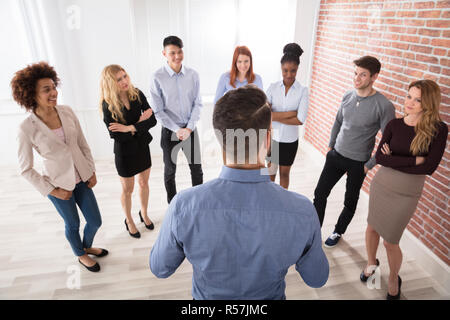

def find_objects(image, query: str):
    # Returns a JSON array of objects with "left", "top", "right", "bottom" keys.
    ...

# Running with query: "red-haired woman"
[{"left": 214, "top": 46, "right": 263, "bottom": 104}]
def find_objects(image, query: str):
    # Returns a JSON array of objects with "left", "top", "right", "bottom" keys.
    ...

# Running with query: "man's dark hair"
[
  {"left": 353, "top": 55, "right": 381, "bottom": 76},
  {"left": 213, "top": 85, "right": 271, "bottom": 163},
  {"left": 163, "top": 36, "right": 183, "bottom": 48}
]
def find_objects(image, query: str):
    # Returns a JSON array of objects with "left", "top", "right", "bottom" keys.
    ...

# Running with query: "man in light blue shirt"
[
  {"left": 149, "top": 36, "right": 203, "bottom": 203},
  {"left": 150, "top": 85, "right": 329, "bottom": 300}
]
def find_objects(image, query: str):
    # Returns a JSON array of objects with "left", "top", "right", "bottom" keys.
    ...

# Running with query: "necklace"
[{"left": 356, "top": 89, "right": 376, "bottom": 107}]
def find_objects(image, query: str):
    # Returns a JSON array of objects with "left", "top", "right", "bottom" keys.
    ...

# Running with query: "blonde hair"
[
  {"left": 407, "top": 80, "right": 442, "bottom": 155},
  {"left": 99, "top": 64, "right": 140, "bottom": 123}
]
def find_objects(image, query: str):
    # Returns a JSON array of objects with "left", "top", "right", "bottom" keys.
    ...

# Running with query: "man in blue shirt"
[
  {"left": 149, "top": 36, "right": 203, "bottom": 203},
  {"left": 150, "top": 85, "right": 329, "bottom": 300}
]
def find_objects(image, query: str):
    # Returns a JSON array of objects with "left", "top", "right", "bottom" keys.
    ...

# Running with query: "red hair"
[{"left": 229, "top": 46, "right": 255, "bottom": 88}]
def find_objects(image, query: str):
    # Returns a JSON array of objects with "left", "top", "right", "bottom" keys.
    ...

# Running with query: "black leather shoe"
[
  {"left": 139, "top": 211, "right": 154, "bottom": 230},
  {"left": 78, "top": 259, "right": 100, "bottom": 272},
  {"left": 360, "top": 258, "right": 380, "bottom": 282},
  {"left": 386, "top": 276, "right": 402, "bottom": 300},
  {"left": 86, "top": 248, "right": 109, "bottom": 258},
  {"left": 125, "top": 219, "right": 141, "bottom": 238}
]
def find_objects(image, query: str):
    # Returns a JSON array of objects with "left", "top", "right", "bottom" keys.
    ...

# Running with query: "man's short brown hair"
[
  {"left": 213, "top": 85, "right": 271, "bottom": 163},
  {"left": 353, "top": 56, "right": 381, "bottom": 76}
]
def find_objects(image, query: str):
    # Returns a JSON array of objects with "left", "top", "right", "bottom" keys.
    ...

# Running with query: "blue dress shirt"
[
  {"left": 150, "top": 166, "right": 329, "bottom": 300},
  {"left": 213, "top": 72, "right": 264, "bottom": 104},
  {"left": 149, "top": 63, "right": 203, "bottom": 132},
  {"left": 266, "top": 80, "right": 309, "bottom": 143}
]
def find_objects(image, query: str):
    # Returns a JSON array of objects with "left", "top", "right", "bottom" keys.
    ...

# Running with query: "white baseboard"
[
  {"left": 299, "top": 137, "right": 450, "bottom": 294},
  {"left": 400, "top": 230, "right": 450, "bottom": 293}
]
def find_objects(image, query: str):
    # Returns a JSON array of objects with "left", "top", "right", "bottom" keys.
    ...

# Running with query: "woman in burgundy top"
[{"left": 360, "top": 80, "right": 447, "bottom": 300}]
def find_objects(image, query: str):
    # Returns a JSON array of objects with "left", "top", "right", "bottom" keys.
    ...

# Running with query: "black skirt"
[
  {"left": 269, "top": 139, "right": 299, "bottom": 166},
  {"left": 115, "top": 144, "right": 152, "bottom": 177}
]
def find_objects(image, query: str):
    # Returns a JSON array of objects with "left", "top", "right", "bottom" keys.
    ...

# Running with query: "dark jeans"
[
  {"left": 48, "top": 181, "right": 102, "bottom": 257},
  {"left": 313, "top": 149, "right": 367, "bottom": 235},
  {"left": 161, "top": 127, "right": 203, "bottom": 203}
]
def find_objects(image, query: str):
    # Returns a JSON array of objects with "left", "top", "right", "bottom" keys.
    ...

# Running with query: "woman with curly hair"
[
  {"left": 100, "top": 65, "right": 157, "bottom": 238},
  {"left": 361, "top": 79, "right": 448, "bottom": 299},
  {"left": 12, "top": 62, "right": 107, "bottom": 272},
  {"left": 213, "top": 46, "right": 263, "bottom": 104}
]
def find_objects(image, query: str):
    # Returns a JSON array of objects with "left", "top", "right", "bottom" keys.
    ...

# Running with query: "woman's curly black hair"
[{"left": 11, "top": 61, "right": 60, "bottom": 112}]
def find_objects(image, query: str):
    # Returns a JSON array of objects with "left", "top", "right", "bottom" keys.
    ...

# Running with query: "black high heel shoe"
[
  {"left": 386, "top": 276, "right": 402, "bottom": 300},
  {"left": 125, "top": 219, "right": 141, "bottom": 238},
  {"left": 360, "top": 259, "right": 380, "bottom": 282},
  {"left": 139, "top": 211, "right": 154, "bottom": 230}
]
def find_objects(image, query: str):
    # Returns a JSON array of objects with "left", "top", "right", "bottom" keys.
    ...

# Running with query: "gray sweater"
[{"left": 329, "top": 90, "right": 395, "bottom": 169}]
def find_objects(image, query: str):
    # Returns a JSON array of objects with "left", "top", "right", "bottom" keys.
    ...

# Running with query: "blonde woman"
[
  {"left": 362, "top": 80, "right": 447, "bottom": 300},
  {"left": 100, "top": 65, "right": 157, "bottom": 238}
]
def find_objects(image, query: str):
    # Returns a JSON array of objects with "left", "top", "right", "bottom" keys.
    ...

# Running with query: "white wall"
[
  {"left": 0, "top": 0, "right": 319, "bottom": 166},
  {"left": 294, "top": 0, "right": 321, "bottom": 88},
  {"left": 293, "top": 0, "right": 321, "bottom": 139}
]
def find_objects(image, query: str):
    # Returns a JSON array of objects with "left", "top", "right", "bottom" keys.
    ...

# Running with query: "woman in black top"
[{"left": 100, "top": 65, "right": 157, "bottom": 238}]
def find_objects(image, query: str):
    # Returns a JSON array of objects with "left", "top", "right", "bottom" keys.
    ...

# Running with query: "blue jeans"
[{"left": 48, "top": 182, "right": 102, "bottom": 257}]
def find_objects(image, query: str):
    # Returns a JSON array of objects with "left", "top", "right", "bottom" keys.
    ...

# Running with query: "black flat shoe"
[
  {"left": 360, "top": 258, "right": 380, "bottom": 282},
  {"left": 386, "top": 276, "right": 402, "bottom": 300},
  {"left": 139, "top": 210, "right": 154, "bottom": 230},
  {"left": 86, "top": 248, "right": 109, "bottom": 257},
  {"left": 78, "top": 259, "right": 100, "bottom": 272},
  {"left": 125, "top": 219, "right": 141, "bottom": 238}
]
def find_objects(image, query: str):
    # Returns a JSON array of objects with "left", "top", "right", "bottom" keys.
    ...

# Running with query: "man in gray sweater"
[{"left": 313, "top": 56, "right": 395, "bottom": 248}]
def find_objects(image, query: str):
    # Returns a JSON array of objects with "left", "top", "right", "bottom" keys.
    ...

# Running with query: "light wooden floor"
[{"left": 0, "top": 144, "right": 448, "bottom": 300}]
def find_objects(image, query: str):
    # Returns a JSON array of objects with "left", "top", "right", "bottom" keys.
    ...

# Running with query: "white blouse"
[{"left": 266, "top": 80, "right": 309, "bottom": 143}]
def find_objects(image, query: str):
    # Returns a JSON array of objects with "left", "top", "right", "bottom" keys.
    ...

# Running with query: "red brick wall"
[{"left": 305, "top": 0, "right": 450, "bottom": 264}]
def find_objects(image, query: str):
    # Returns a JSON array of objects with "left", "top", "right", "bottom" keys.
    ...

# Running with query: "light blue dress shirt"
[
  {"left": 266, "top": 80, "right": 309, "bottom": 143},
  {"left": 213, "top": 72, "right": 264, "bottom": 104},
  {"left": 150, "top": 166, "right": 329, "bottom": 300},
  {"left": 149, "top": 63, "right": 203, "bottom": 133}
]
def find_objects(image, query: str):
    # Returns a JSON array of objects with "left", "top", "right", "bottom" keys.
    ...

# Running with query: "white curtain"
[
  {"left": 132, "top": 0, "right": 297, "bottom": 98},
  {"left": 0, "top": 0, "right": 300, "bottom": 165},
  {"left": 0, "top": 0, "right": 34, "bottom": 107}
]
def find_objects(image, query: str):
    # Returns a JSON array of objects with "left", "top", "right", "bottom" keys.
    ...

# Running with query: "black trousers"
[
  {"left": 313, "top": 149, "right": 367, "bottom": 235},
  {"left": 161, "top": 127, "right": 203, "bottom": 203}
]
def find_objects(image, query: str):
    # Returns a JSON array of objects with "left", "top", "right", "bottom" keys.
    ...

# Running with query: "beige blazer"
[{"left": 17, "top": 105, "right": 95, "bottom": 197}]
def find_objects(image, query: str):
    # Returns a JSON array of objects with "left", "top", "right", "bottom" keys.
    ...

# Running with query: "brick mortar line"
[{"left": 314, "top": 42, "right": 449, "bottom": 70}]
